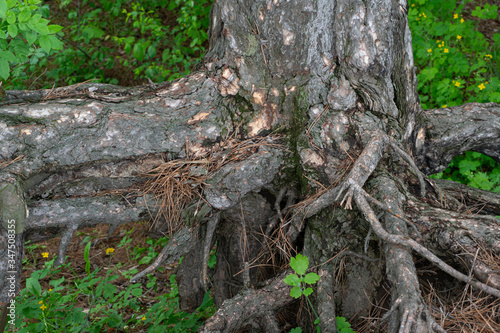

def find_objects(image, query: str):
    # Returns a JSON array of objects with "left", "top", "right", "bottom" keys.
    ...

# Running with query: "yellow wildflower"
[
  {"left": 40, "top": 304, "right": 47, "bottom": 311},
  {"left": 442, "top": 105, "right": 447, "bottom": 108},
  {"left": 48, "top": 289, "right": 53, "bottom": 292},
  {"left": 411, "top": 4, "right": 415, "bottom": 7},
  {"left": 436, "top": 40, "right": 441, "bottom": 43},
  {"left": 444, "top": 48, "right": 449, "bottom": 53},
  {"left": 460, "top": 18, "right": 464, "bottom": 23},
  {"left": 454, "top": 14, "right": 458, "bottom": 19},
  {"left": 457, "top": 35, "right": 462, "bottom": 40},
  {"left": 422, "top": 13, "right": 426, "bottom": 18},
  {"left": 42, "top": 252, "right": 49, "bottom": 258},
  {"left": 142, "top": 316, "right": 146, "bottom": 321},
  {"left": 454, "top": 81, "right": 461, "bottom": 87},
  {"left": 485, "top": 54, "right": 493, "bottom": 59},
  {"left": 478, "top": 83, "right": 486, "bottom": 90},
  {"left": 106, "top": 248, "right": 115, "bottom": 255},
  {"left": 427, "top": 48, "right": 432, "bottom": 53},
  {"left": 39, "top": 300, "right": 43, "bottom": 304}
]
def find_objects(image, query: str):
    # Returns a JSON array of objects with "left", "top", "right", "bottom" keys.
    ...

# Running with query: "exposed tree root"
[
  {"left": 200, "top": 271, "right": 292, "bottom": 333},
  {"left": 405, "top": 195, "right": 500, "bottom": 288},
  {"left": 130, "top": 226, "right": 194, "bottom": 283},
  {"left": 353, "top": 181, "right": 500, "bottom": 298},
  {"left": 431, "top": 178, "right": 500, "bottom": 216},
  {"left": 316, "top": 264, "right": 337, "bottom": 333},
  {"left": 202, "top": 212, "right": 220, "bottom": 291},
  {"left": 376, "top": 175, "right": 444, "bottom": 333}
]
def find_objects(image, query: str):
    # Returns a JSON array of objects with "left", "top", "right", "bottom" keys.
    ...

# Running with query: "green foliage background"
[
  {"left": 408, "top": 0, "right": 500, "bottom": 193},
  {"left": 2, "top": 0, "right": 210, "bottom": 89}
]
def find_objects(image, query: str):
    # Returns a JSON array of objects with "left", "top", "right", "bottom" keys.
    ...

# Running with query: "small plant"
[
  {"left": 284, "top": 254, "right": 320, "bottom": 299},
  {"left": 284, "top": 254, "right": 320, "bottom": 332},
  {"left": 207, "top": 241, "right": 217, "bottom": 269},
  {"left": 284, "top": 254, "right": 356, "bottom": 333},
  {"left": 132, "top": 235, "right": 169, "bottom": 265}
]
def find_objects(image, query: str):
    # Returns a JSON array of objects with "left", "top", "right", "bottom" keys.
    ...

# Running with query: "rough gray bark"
[{"left": 1, "top": 0, "right": 499, "bottom": 332}]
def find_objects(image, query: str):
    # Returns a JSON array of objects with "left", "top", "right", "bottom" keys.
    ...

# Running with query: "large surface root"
[
  {"left": 353, "top": 182, "right": 500, "bottom": 298},
  {"left": 200, "top": 271, "right": 292, "bottom": 333},
  {"left": 376, "top": 176, "right": 444, "bottom": 333}
]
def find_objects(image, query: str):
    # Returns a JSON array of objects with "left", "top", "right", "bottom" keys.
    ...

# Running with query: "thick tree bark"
[{"left": 1, "top": 0, "right": 499, "bottom": 332}]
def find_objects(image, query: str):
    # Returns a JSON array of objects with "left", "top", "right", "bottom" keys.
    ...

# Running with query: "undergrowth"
[
  {"left": 7, "top": 231, "right": 215, "bottom": 333},
  {"left": 409, "top": 0, "right": 500, "bottom": 193}
]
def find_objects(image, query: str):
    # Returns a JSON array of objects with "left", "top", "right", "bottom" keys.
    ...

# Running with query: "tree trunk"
[{"left": 1, "top": 0, "right": 499, "bottom": 332}]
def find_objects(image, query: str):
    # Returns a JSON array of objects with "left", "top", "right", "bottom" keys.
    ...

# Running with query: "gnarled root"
[
  {"left": 130, "top": 225, "right": 195, "bottom": 282},
  {"left": 200, "top": 271, "right": 292, "bottom": 333},
  {"left": 376, "top": 176, "right": 444, "bottom": 333}
]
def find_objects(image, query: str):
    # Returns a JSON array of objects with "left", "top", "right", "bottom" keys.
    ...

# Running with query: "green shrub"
[
  {"left": 0, "top": 0, "right": 62, "bottom": 84},
  {"left": 3, "top": 0, "right": 211, "bottom": 90},
  {"left": 409, "top": 0, "right": 499, "bottom": 109},
  {"left": 410, "top": 0, "right": 500, "bottom": 193}
]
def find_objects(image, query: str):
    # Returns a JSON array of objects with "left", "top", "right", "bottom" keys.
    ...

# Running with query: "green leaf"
[
  {"left": 290, "top": 254, "right": 309, "bottom": 275},
  {"left": 48, "top": 25, "right": 63, "bottom": 34},
  {"left": 18, "top": 10, "right": 31, "bottom": 23},
  {"left": 303, "top": 287, "right": 314, "bottom": 296},
  {"left": 303, "top": 272, "right": 320, "bottom": 284},
  {"left": 133, "top": 43, "right": 145, "bottom": 62},
  {"left": 39, "top": 35, "right": 51, "bottom": 53},
  {"left": 7, "top": 24, "right": 18, "bottom": 38},
  {"left": 0, "top": 0, "right": 7, "bottom": 19},
  {"left": 84, "top": 240, "right": 91, "bottom": 274},
  {"left": 0, "top": 50, "right": 15, "bottom": 62},
  {"left": 32, "top": 22, "right": 50, "bottom": 35},
  {"left": 131, "top": 287, "right": 143, "bottom": 296},
  {"left": 336, "top": 316, "right": 355, "bottom": 333},
  {"left": 48, "top": 35, "right": 63, "bottom": 50},
  {"left": 470, "top": 172, "right": 493, "bottom": 191},
  {"left": 458, "top": 158, "right": 482, "bottom": 174},
  {"left": 6, "top": 11, "right": 15, "bottom": 25},
  {"left": 289, "top": 328, "right": 303, "bottom": 333},
  {"left": 26, "top": 30, "right": 37, "bottom": 45},
  {"left": 26, "top": 276, "right": 42, "bottom": 296},
  {"left": 49, "top": 276, "right": 65, "bottom": 287},
  {"left": 29, "top": 14, "right": 42, "bottom": 25},
  {"left": 283, "top": 273, "right": 301, "bottom": 287},
  {"left": 0, "top": 58, "right": 9, "bottom": 79},
  {"left": 290, "top": 286, "right": 302, "bottom": 298}
]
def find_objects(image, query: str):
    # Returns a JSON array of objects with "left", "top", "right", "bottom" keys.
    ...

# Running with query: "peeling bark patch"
[
  {"left": 252, "top": 90, "right": 266, "bottom": 105},
  {"left": 282, "top": 29, "right": 294, "bottom": 45},
  {"left": 300, "top": 149, "right": 325, "bottom": 168},
  {"left": 187, "top": 112, "right": 212, "bottom": 125},
  {"left": 415, "top": 127, "right": 425, "bottom": 153},
  {"left": 259, "top": 7, "right": 265, "bottom": 21},
  {"left": 162, "top": 99, "right": 183, "bottom": 108},
  {"left": 285, "top": 86, "right": 297, "bottom": 95},
  {"left": 219, "top": 68, "right": 240, "bottom": 97},
  {"left": 247, "top": 103, "right": 279, "bottom": 137}
]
